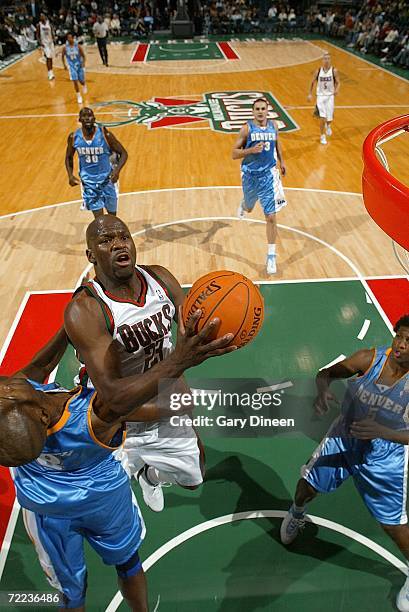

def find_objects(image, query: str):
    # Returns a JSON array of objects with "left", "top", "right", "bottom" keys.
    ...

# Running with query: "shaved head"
[{"left": 86, "top": 214, "right": 129, "bottom": 248}]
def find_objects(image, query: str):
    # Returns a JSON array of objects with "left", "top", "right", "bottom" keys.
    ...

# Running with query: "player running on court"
[
  {"left": 281, "top": 315, "right": 409, "bottom": 612},
  {"left": 233, "top": 97, "right": 286, "bottom": 275},
  {"left": 65, "top": 107, "right": 127, "bottom": 217},
  {"left": 36, "top": 13, "right": 55, "bottom": 81},
  {"left": 308, "top": 51, "right": 340, "bottom": 145},
  {"left": 61, "top": 32, "right": 87, "bottom": 105}
]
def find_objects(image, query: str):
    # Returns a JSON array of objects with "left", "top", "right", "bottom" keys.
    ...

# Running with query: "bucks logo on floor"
[{"left": 93, "top": 91, "right": 298, "bottom": 133}]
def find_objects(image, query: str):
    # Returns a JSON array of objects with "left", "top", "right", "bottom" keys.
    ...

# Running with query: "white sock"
[
  {"left": 48, "top": 70, "right": 52, "bottom": 77},
  {"left": 145, "top": 466, "right": 175, "bottom": 485},
  {"left": 268, "top": 244, "right": 276, "bottom": 256},
  {"left": 83, "top": 84, "right": 87, "bottom": 94}
]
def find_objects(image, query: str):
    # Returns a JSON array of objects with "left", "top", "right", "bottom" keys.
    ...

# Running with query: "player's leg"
[
  {"left": 122, "top": 420, "right": 205, "bottom": 511},
  {"left": 69, "top": 64, "right": 82, "bottom": 104},
  {"left": 238, "top": 170, "right": 257, "bottom": 219},
  {"left": 103, "top": 181, "right": 118, "bottom": 216},
  {"left": 260, "top": 167, "right": 287, "bottom": 274},
  {"left": 316, "top": 96, "right": 327, "bottom": 144},
  {"left": 85, "top": 482, "right": 147, "bottom": 611},
  {"left": 44, "top": 46, "right": 55, "bottom": 80},
  {"left": 281, "top": 417, "right": 352, "bottom": 544},
  {"left": 352, "top": 441, "right": 409, "bottom": 610},
  {"left": 78, "top": 66, "right": 87, "bottom": 95},
  {"left": 325, "top": 96, "right": 334, "bottom": 137},
  {"left": 22, "top": 509, "right": 87, "bottom": 610},
  {"left": 82, "top": 183, "right": 105, "bottom": 217}
]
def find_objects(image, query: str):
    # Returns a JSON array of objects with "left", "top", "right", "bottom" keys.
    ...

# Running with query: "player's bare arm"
[
  {"left": 65, "top": 133, "right": 80, "bottom": 186},
  {"left": 314, "top": 348, "right": 375, "bottom": 415},
  {"left": 273, "top": 120, "right": 286, "bottom": 176},
  {"left": 61, "top": 45, "right": 67, "bottom": 70},
  {"left": 20, "top": 327, "right": 68, "bottom": 383},
  {"left": 79, "top": 44, "right": 86, "bottom": 66},
  {"left": 65, "top": 294, "right": 236, "bottom": 419},
  {"left": 307, "top": 68, "right": 319, "bottom": 100},
  {"left": 333, "top": 68, "right": 340, "bottom": 95},
  {"left": 232, "top": 124, "right": 263, "bottom": 159},
  {"left": 104, "top": 128, "right": 128, "bottom": 183}
]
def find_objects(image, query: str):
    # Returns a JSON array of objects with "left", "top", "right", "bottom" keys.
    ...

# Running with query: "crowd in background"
[{"left": 1, "top": 0, "right": 409, "bottom": 70}]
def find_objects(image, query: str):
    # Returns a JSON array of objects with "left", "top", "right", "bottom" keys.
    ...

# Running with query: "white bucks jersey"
[
  {"left": 39, "top": 20, "right": 53, "bottom": 45},
  {"left": 316, "top": 67, "right": 335, "bottom": 96},
  {"left": 77, "top": 266, "right": 175, "bottom": 384}
]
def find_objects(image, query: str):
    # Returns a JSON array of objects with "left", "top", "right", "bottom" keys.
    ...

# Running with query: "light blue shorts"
[
  {"left": 68, "top": 64, "right": 85, "bottom": 82},
  {"left": 81, "top": 178, "right": 118, "bottom": 213},
  {"left": 241, "top": 166, "right": 287, "bottom": 216},
  {"left": 302, "top": 416, "right": 409, "bottom": 525},
  {"left": 23, "top": 482, "right": 145, "bottom": 608}
]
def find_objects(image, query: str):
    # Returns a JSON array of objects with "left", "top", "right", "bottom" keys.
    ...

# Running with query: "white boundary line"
[
  {"left": 106, "top": 510, "right": 407, "bottom": 611},
  {"left": 0, "top": 185, "right": 362, "bottom": 221}
]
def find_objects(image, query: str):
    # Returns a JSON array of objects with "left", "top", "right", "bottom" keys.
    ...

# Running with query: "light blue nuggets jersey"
[
  {"left": 14, "top": 381, "right": 127, "bottom": 518},
  {"left": 73, "top": 126, "right": 112, "bottom": 186},
  {"left": 342, "top": 346, "right": 409, "bottom": 430},
  {"left": 241, "top": 120, "right": 277, "bottom": 174},
  {"left": 65, "top": 41, "right": 82, "bottom": 67}
]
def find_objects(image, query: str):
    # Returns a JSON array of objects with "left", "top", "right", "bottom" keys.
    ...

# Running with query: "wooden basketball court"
[{"left": 0, "top": 37, "right": 408, "bottom": 611}]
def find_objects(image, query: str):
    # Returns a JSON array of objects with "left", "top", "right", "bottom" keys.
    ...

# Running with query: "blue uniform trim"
[{"left": 116, "top": 550, "right": 142, "bottom": 578}]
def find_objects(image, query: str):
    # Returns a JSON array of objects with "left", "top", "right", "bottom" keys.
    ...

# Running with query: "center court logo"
[{"left": 93, "top": 91, "right": 299, "bottom": 133}]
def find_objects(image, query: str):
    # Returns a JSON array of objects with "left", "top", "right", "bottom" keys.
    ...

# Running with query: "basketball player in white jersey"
[
  {"left": 36, "top": 13, "right": 55, "bottom": 80},
  {"left": 65, "top": 215, "right": 237, "bottom": 512},
  {"left": 308, "top": 52, "right": 340, "bottom": 144}
]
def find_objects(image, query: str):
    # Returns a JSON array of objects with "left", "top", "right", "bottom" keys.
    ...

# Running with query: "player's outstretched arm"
[
  {"left": 314, "top": 348, "right": 375, "bottom": 415},
  {"left": 19, "top": 328, "right": 68, "bottom": 383},
  {"left": 65, "top": 295, "right": 236, "bottom": 420},
  {"left": 65, "top": 133, "right": 80, "bottom": 186},
  {"left": 104, "top": 128, "right": 128, "bottom": 183}
]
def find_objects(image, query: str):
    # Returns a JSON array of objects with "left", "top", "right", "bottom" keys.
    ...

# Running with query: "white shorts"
[
  {"left": 316, "top": 95, "right": 334, "bottom": 121},
  {"left": 43, "top": 43, "right": 55, "bottom": 59},
  {"left": 117, "top": 419, "right": 204, "bottom": 487}
]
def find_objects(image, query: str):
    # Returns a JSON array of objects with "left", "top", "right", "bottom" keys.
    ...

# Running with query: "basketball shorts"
[
  {"left": 80, "top": 178, "right": 118, "bottom": 213},
  {"left": 241, "top": 166, "right": 287, "bottom": 216},
  {"left": 302, "top": 416, "right": 409, "bottom": 525},
  {"left": 22, "top": 481, "right": 145, "bottom": 608},
  {"left": 116, "top": 419, "right": 205, "bottom": 487},
  {"left": 43, "top": 43, "right": 55, "bottom": 59},
  {"left": 68, "top": 63, "right": 85, "bottom": 82},
  {"left": 316, "top": 94, "right": 334, "bottom": 121}
]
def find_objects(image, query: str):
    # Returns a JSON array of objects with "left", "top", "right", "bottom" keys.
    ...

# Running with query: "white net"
[{"left": 374, "top": 130, "right": 409, "bottom": 274}]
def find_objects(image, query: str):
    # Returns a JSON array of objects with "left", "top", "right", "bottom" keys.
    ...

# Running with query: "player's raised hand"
[
  {"left": 251, "top": 143, "right": 264, "bottom": 154},
  {"left": 313, "top": 390, "right": 339, "bottom": 415},
  {"left": 173, "top": 306, "right": 237, "bottom": 368},
  {"left": 68, "top": 175, "right": 80, "bottom": 186}
]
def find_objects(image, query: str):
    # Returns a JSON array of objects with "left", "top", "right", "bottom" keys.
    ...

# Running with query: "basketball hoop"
[{"left": 362, "top": 115, "right": 409, "bottom": 273}]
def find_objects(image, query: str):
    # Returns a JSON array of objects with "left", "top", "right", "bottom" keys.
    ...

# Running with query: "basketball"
[{"left": 182, "top": 270, "right": 264, "bottom": 349}]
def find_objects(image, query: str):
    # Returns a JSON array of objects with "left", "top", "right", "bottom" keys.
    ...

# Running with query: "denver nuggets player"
[
  {"left": 61, "top": 32, "right": 87, "bottom": 104},
  {"left": 36, "top": 13, "right": 55, "bottom": 80},
  {"left": 65, "top": 215, "right": 236, "bottom": 512},
  {"left": 281, "top": 315, "right": 409, "bottom": 612},
  {"left": 308, "top": 52, "right": 340, "bottom": 144},
  {"left": 65, "top": 107, "right": 128, "bottom": 217},
  {"left": 232, "top": 98, "right": 286, "bottom": 275}
]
